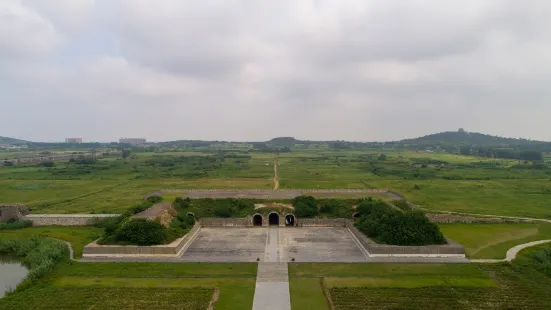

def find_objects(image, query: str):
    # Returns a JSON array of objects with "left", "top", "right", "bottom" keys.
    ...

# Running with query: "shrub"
[
  {"left": 294, "top": 202, "right": 318, "bottom": 218},
  {"left": 292, "top": 196, "right": 318, "bottom": 217},
  {"left": 115, "top": 219, "right": 166, "bottom": 246},
  {"left": 0, "top": 236, "right": 67, "bottom": 293},
  {"left": 129, "top": 201, "right": 154, "bottom": 215},
  {"left": 0, "top": 220, "right": 33, "bottom": 230},
  {"left": 214, "top": 205, "right": 231, "bottom": 218},
  {"left": 414, "top": 184, "right": 421, "bottom": 190},
  {"left": 146, "top": 195, "right": 163, "bottom": 204},
  {"left": 355, "top": 204, "right": 446, "bottom": 246},
  {"left": 533, "top": 246, "right": 551, "bottom": 276}
]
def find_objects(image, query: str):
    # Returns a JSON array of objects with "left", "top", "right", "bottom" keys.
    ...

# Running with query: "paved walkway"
[
  {"left": 253, "top": 226, "right": 291, "bottom": 310},
  {"left": 472, "top": 239, "right": 551, "bottom": 263}
]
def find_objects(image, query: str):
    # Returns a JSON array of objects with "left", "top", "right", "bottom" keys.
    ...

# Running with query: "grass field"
[
  {"left": 439, "top": 222, "right": 551, "bottom": 259},
  {"left": 1, "top": 148, "right": 551, "bottom": 219},
  {"left": 0, "top": 226, "right": 102, "bottom": 258},
  {"left": 0, "top": 260, "right": 257, "bottom": 310},
  {"left": 289, "top": 262, "right": 551, "bottom": 309}
]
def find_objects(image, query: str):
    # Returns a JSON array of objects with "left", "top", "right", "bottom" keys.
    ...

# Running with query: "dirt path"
[{"left": 273, "top": 160, "right": 279, "bottom": 190}]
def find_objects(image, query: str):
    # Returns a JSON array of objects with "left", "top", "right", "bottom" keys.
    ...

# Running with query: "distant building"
[
  {"left": 119, "top": 138, "right": 146, "bottom": 145},
  {"left": 65, "top": 138, "right": 83, "bottom": 144}
]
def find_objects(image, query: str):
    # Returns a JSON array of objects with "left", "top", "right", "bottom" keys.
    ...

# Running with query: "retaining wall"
[
  {"left": 297, "top": 218, "right": 351, "bottom": 227},
  {"left": 199, "top": 217, "right": 253, "bottom": 227},
  {"left": 346, "top": 222, "right": 465, "bottom": 257},
  {"left": 427, "top": 213, "right": 534, "bottom": 224},
  {"left": 82, "top": 223, "right": 201, "bottom": 257},
  {"left": 24, "top": 214, "right": 120, "bottom": 226}
]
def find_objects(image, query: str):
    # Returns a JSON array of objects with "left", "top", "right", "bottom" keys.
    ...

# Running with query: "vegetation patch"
[
  {"left": 0, "top": 287, "right": 212, "bottom": 310},
  {"left": 0, "top": 236, "right": 68, "bottom": 293},
  {"left": 532, "top": 245, "right": 551, "bottom": 277},
  {"left": 11, "top": 184, "right": 49, "bottom": 190},
  {"left": 355, "top": 198, "right": 446, "bottom": 245},
  {"left": 0, "top": 219, "right": 32, "bottom": 230},
  {"left": 95, "top": 195, "right": 195, "bottom": 246},
  {"left": 439, "top": 222, "right": 551, "bottom": 259}
]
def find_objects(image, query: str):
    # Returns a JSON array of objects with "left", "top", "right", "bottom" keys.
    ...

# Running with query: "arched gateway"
[
  {"left": 285, "top": 214, "right": 295, "bottom": 226},
  {"left": 253, "top": 214, "right": 263, "bottom": 226},
  {"left": 268, "top": 212, "right": 280, "bottom": 226}
]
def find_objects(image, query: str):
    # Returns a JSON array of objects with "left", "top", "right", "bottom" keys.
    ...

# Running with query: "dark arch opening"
[
  {"left": 186, "top": 212, "right": 195, "bottom": 218},
  {"left": 285, "top": 215, "right": 295, "bottom": 226},
  {"left": 353, "top": 213, "right": 360, "bottom": 221},
  {"left": 268, "top": 213, "right": 279, "bottom": 226},
  {"left": 253, "top": 214, "right": 263, "bottom": 226}
]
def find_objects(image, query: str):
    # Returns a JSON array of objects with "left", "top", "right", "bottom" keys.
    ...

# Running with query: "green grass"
[
  {"left": 0, "top": 262, "right": 257, "bottom": 310},
  {"left": 289, "top": 263, "right": 487, "bottom": 278},
  {"left": 0, "top": 227, "right": 103, "bottom": 258},
  {"left": 289, "top": 262, "right": 551, "bottom": 310},
  {"left": 0, "top": 287, "right": 213, "bottom": 310},
  {"left": 439, "top": 222, "right": 551, "bottom": 259},
  {"left": 57, "top": 262, "right": 258, "bottom": 277},
  {"left": 289, "top": 278, "right": 328, "bottom": 310},
  {"left": 2, "top": 149, "right": 551, "bottom": 219}
]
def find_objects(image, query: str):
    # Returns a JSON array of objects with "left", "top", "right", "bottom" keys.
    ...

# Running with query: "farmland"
[
  {"left": 0, "top": 246, "right": 257, "bottom": 310},
  {"left": 1, "top": 147, "right": 550, "bottom": 219},
  {"left": 289, "top": 261, "right": 551, "bottom": 309}
]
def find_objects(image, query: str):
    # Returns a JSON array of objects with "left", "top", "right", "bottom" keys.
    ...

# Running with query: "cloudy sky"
[{"left": 1, "top": 0, "right": 551, "bottom": 142}]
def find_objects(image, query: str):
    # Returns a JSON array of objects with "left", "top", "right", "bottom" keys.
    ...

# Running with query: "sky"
[{"left": 1, "top": 0, "right": 551, "bottom": 143}]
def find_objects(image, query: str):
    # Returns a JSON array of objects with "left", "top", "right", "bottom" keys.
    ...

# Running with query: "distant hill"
[
  {"left": 0, "top": 136, "right": 28, "bottom": 145},
  {"left": 267, "top": 137, "right": 300, "bottom": 146},
  {"left": 401, "top": 130, "right": 547, "bottom": 147}
]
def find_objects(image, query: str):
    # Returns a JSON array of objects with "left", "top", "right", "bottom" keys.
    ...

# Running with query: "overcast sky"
[{"left": 1, "top": 0, "right": 551, "bottom": 142}]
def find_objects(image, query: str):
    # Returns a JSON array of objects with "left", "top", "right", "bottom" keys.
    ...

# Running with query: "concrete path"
[
  {"left": 253, "top": 226, "right": 291, "bottom": 310},
  {"left": 471, "top": 239, "right": 551, "bottom": 263}
]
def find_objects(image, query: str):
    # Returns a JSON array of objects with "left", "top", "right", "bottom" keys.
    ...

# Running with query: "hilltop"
[
  {"left": 401, "top": 129, "right": 548, "bottom": 147},
  {"left": 0, "top": 136, "right": 28, "bottom": 145}
]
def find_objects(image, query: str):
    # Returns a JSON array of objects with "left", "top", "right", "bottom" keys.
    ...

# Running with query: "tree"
[
  {"left": 122, "top": 149, "right": 132, "bottom": 159},
  {"left": 115, "top": 219, "right": 166, "bottom": 245},
  {"left": 378, "top": 154, "right": 387, "bottom": 161}
]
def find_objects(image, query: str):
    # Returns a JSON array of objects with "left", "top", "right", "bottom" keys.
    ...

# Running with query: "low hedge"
[{"left": 0, "top": 220, "right": 33, "bottom": 230}]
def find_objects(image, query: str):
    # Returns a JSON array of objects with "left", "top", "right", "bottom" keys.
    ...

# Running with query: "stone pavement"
[{"left": 252, "top": 227, "right": 291, "bottom": 310}]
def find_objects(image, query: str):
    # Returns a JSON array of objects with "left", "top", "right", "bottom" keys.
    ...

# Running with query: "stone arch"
[
  {"left": 253, "top": 214, "right": 263, "bottom": 226},
  {"left": 186, "top": 212, "right": 195, "bottom": 218},
  {"left": 285, "top": 214, "right": 295, "bottom": 227},
  {"left": 268, "top": 212, "right": 280, "bottom": 226}
]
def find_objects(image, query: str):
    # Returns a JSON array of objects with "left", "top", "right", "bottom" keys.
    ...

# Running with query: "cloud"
[{"left": 1, "top": 0, "right": 551, "bottom": 142}]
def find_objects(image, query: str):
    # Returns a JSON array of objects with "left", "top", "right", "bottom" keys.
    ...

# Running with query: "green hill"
[
  {"left": 401, "top": 129, "right": 547, "bottom": 147},
  {"left": 0, "top": 136, "right": 29, "bottom": 145}
]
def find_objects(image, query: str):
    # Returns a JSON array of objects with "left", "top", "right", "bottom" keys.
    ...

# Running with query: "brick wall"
[{"left": 24, "top": 214, "right": 120, "bottom": 226}]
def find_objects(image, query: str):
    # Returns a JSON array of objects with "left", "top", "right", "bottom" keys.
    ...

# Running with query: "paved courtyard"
[
  {"left": 180, "top": 228, "right": 267, "bottom": 262},
  {"left": 180, "top": 227, "right": 368, "bottom": 262}
]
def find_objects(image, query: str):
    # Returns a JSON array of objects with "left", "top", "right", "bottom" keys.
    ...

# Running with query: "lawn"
[
  {"left": 439, "top": 222, "right": 551, "bottom": 259},
  {"left": 289, "top": 262, "right": 551, "bottom": 309},
  {"left": 0, "top": 226, "right": 103, "bottom": 258},
  {"left": 0, "top": 262, "right": 257, "bottom": 310}
]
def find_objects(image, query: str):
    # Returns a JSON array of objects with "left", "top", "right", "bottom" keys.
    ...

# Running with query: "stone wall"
[
  {"left": 199, "top": 217, "right": 253, "bottom": 227},
  {"left": 24, "top": 214, "right": 120, "bottom": 226},
  {"left": 346, "top": 222, "right": 465, "bottom": 257},
  {"left": 296, "top": 218, "right": 351, "bottom": 227},
  {"left": 427, "top": 213, "right": 533, "bottom": 224},
  {"left": 82, "top": 222, "right": 201, "bottom": 257}
]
